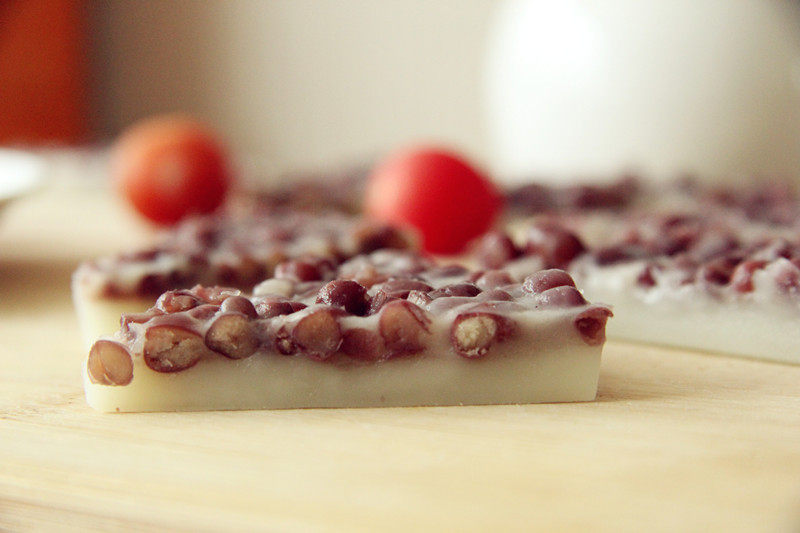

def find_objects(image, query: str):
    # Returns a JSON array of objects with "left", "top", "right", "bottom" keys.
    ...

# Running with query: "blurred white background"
[
  {"left": 5, "top": 1, "right": 800, "bottom": 184},
  {"left": 486, "top": 0, "right": 800, "bottom": 183},
  {"left": 91, "top": 1, "right": 496, "bottom": 175}
]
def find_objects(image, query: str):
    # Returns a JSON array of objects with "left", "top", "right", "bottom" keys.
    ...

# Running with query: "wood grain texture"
[{"left": 1, "top": 185, "right": 799, "bottom": 532}]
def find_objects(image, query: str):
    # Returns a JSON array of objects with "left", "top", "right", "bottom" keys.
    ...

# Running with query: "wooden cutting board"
[{"left": 1, "top": 184, "right": 799, "bottom": 532}]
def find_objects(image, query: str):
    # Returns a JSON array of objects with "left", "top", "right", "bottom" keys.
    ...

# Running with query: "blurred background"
[
  {"left": 3, "top": 1, "right": 494, "bottom": 176},
  {"left": 4, "top": 0, "right": 800, "bottom": 183}
]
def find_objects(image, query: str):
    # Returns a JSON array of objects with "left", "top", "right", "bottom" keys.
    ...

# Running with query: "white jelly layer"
[
  {"left": 84, "top": 310, "right": 603, "bottom": 412},
  {"left": 574, "top": 259, "right": 800, "bottom": 364},
  {"left": 72, "top": 279, "right": 153, "bottom": 350}
]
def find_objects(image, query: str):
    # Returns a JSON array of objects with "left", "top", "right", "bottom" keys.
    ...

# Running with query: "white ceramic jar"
[{"left": 485, "top": 0, "right": 800, "bottom": 184}]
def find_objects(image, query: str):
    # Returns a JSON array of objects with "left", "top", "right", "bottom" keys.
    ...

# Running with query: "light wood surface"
[{"left": 2, "top": 183, "right": 800, "bottom": 532}]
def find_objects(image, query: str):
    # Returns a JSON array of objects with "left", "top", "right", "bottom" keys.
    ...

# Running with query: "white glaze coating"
[
  {"left": 573, "top": 258, "right": 800, "bottom": 364},
  {"left": 84, "top": 308, "right": 602, "bottom": 412}
]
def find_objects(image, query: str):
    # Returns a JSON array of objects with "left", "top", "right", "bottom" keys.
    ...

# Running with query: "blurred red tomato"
[
  {"left": 365, "top": 147, "right": 502, "bottom": 254},
  {"left": 113, "top": 115, "right": 232, "bottom": 225}
]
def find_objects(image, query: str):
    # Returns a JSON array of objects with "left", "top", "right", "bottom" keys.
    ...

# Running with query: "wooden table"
[{"left": 2, "top": 183, "right": 799, "bottom": 532}]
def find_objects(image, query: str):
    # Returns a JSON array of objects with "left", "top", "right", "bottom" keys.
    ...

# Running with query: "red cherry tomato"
[
  {"left": 364, "top": 147, "right": 503, "bottom": 254},
  {"left": 112, "top": 115, "right": 232, "bottom": 225}
]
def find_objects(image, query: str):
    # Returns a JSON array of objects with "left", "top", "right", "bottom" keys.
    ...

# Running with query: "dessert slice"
[
  {"left": 571, "top": 235, "right": 800, "bottom": 364},
  {"left": 474, "top": 191, "right": 800, "bottom": 364},
  {"left": 72, "top": 205, "right": 411, "bottom": 346},
  {"left": 84, "top": 251, "right": 612, "bottom": 412}
]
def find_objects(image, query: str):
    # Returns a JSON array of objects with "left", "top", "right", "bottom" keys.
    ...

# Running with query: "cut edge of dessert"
[
  {"left": 477, "top": 186, "right": 800, "bottom": 365},
  {"left": 83, "top": 251, "right": 612, "bottom": 412}
]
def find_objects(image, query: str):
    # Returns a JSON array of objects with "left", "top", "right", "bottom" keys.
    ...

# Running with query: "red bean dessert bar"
[
  {"left": 84, "top": 250, "right": 612, "bottom": 412},
  {"left": 474, "top": 178, "right": 800, "bottom": 363}
]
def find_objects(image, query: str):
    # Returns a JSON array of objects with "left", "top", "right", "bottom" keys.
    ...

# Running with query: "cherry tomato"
[
  {"left": 112, "top": 115, "right": 232, "bottom": 225},
  {"left": 364, "top": 147, "right": 503, "bottom": 254}
]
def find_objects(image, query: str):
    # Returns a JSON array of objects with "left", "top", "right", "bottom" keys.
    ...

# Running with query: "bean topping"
[
  {"left": 451, "top": 312, "right": 516, "bottom": 358},
  {"left": 574, "top": 306, "right": 613, "bottom": 346},
  {"left": 316, "top": 280, "right": 370, "bottom": 316},
  {"left": 291, "top": 308, "right": 343, "bottom": 360},
  {"left": 87, "top": 340, "right": 134, "bottom": 385},
  {"left": 205, "top": 313, "right": 259, "bottom": 359},
  {"left": 143, "top": 324, "right": 208, "bottom": 373},
  {"left": 522, "top": 269, "right": 576, "bottom": 294},
  {"left": 379, "top": 300, "right": 431, "bottom": 357}
]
